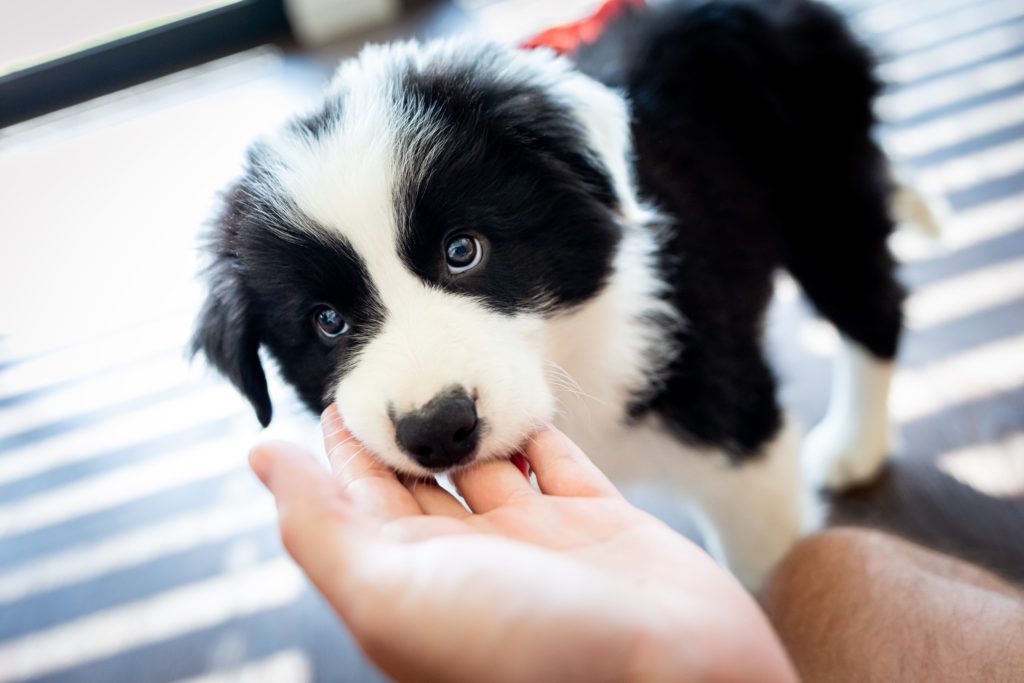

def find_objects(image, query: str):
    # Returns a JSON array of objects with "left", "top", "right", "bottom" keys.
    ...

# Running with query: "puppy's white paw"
[{"left": 803, "top": 420, "right": 889, "bottom": 492}]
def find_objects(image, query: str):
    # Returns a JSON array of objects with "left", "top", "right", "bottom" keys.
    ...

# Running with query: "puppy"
[{"left": 193, "top": 0, "right": 903, "bottom": 588}]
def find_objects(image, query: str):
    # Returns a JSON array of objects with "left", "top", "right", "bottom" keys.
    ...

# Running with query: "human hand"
[{"left": 250, "top": 406, "right": 797, "bottom": 683}]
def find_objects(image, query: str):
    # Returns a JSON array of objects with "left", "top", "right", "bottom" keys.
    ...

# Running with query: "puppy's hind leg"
[{"left": 782, "top": 147, "right": 904, "bottom": 492}]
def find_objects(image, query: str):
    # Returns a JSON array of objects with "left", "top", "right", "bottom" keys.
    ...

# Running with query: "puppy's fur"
[{"left": 194, "top": 0, "right": 903, "bottom": 588}]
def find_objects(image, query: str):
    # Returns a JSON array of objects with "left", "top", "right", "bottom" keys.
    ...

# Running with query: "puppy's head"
[{"left": 193, "top": 39, "right": 638, "bottom": 475}]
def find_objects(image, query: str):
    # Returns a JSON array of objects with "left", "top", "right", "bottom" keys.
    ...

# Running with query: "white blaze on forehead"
[
  {"left": 261, "top": 41, "right": 474, "bottom": 374},
  {"left": 265, "top": 44, "right": 412, "bottom": 287}
]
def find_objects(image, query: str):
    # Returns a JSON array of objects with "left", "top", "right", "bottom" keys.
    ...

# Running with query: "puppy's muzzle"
[{"left": 393, "top": 387, "right": 479, "bottom": 470}]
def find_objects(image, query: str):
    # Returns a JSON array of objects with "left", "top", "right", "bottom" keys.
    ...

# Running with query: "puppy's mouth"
[{"left": 509, "top": 452, "right": 532, "bottom": 478}]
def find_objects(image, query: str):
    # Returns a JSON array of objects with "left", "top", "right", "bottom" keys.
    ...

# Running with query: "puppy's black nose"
[{"left": 394, "top": 389, "right": 479, "bottom": 470}]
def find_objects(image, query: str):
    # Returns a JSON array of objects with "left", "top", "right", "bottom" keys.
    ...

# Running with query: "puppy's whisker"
[
  {"left": 321, "top": 426, "right": 352, "bottom": 440},
  {"left": 543, "top": 367, "right": 601, "bottom": 435},
  {"left": 326, "top": 432, "right": 359, "bottom": 448},
  {"left": 544, "top": 361, "right": 612, "bottom": 409},
  {"left": 325, "top": 435, "right": 361, "bottom": 460},
  {"left": 332, "top": 445, "right": 371, "bottom": 479}
]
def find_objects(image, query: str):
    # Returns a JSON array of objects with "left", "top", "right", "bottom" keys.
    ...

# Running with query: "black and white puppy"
[{"left": 194, "top": 0, "right": 903, "bottom": 588}]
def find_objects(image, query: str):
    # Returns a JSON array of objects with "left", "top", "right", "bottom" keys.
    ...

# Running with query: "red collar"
[{"left": 520, "top": 0, "right": 646, "bottom": 55}]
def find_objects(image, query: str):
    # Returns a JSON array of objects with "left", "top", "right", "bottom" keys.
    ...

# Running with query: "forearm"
[{"left": 761, "top": 529, "right": 1024, "bottom": 683}]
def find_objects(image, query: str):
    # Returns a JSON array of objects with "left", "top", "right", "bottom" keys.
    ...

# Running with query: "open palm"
[{"left": 250, "top": 406, "right": 796, "bottom": 683}]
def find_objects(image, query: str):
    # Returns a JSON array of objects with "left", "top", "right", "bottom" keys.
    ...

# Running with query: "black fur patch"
[
  {"left": 395, "top": 52, "right": 623, "bottom": 315},
  {"left": 578, "top": 0, "right": 904, "bottom": 458},
  {"left": 192, "top": 150, "right": 385, "bottom": 422}
]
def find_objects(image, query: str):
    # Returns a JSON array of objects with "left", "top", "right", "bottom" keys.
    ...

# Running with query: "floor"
[{"left": 1, "top": 0, "right": 1022, "bottom": 680}]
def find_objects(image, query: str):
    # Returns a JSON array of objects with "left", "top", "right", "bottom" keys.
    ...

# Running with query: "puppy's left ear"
[{"left": 191, "top": 258, "right": 273, "bottom": 427}]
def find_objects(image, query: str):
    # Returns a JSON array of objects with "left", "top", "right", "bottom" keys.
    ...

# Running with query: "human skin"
[
  {"left": 761, "top": 527, "right": 1024, "bottom": 683},
  {"left": 249, "top": 405, "right": 798, "bottom": 683}
]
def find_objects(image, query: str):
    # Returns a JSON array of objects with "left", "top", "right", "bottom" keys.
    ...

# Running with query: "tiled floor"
[{"left": 1, "top": 0, "right": 1023, "bottom": 680}]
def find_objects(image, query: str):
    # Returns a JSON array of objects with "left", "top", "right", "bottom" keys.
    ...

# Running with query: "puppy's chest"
[
  {"left": 541, "top": 222, "right": 687, "bottom": 477},
  {"left": 546, "top": 331, "right": 754, "bottom": 484},
  {"left": 552, "top": 403, "right": 706, "bottom": 486},
  {"left": 545, "top": 316, "right": 694, "bottom": 483}
]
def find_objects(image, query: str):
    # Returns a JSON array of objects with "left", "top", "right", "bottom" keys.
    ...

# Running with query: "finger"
[
  {"left": 401, "top": 476, "right": 470, "bottom": 518},
  {"left": 450, "top": 456, "right": 537, "bottom": 513},
  {"left": 321, "top": 405, "right": 422, "bottom": 519},
  {"left": 524, "top": 426, "right": 622, "bottom": 499},
  {"left": 250, "top": 440, "right": 356, "bottom": 581},
  {"left": 322, "top": 404, "right": 397, "bottom": 482}
]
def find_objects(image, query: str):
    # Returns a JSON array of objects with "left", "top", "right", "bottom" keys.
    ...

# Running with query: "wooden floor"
[{"left": 1, "top": 0, "right": 1022, "bottom": 680}]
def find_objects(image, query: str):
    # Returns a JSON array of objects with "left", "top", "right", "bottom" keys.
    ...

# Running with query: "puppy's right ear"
[{"left": 191, "top": 212, "right": 273, "bottom": 427}]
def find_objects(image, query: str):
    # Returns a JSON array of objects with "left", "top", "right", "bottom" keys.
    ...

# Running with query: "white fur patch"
[
  {"left": 546, "top": 219, "right": 679, "bottom": 433},
  {"left": 565, "top": 411, "right": 819, "bottom": 591},
  {"left": 804, "top": 338, "right": 895, "bottom": 490}
]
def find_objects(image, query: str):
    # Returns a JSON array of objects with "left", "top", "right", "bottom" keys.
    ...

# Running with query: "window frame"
[{"left": 0, "top": 0, "right": 291, "bottom": 128}]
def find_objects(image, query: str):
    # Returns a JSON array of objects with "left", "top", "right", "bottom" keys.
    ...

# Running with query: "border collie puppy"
[{"left": 193, "top": 0, "right": 903, "bottom": 588}]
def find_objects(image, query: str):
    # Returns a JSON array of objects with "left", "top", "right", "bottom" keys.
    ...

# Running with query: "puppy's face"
[{"left": 194, "top": 40, "right": 636, "bottom": 475}]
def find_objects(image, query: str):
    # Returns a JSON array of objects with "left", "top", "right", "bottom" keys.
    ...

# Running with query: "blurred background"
[{"left": 1, "top": 0, "right": 1022, "bottom": 680}]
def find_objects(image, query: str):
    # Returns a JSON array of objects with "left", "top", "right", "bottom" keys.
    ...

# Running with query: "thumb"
[{"left": 250, "top": 441, "right": 363, "bottom": 596}]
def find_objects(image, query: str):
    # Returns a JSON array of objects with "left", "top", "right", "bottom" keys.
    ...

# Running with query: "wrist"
[{"left": 623, "top": 590, "right": 799, "bottom": 683}]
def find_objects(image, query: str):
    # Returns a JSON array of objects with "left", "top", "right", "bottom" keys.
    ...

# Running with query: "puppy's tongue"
[{"left": 511, "top": 453, "right": 532, "bottom": 479}]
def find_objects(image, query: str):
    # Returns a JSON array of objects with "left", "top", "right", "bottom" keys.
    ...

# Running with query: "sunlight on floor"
[
  {"left": 174, "top": 650, "right": 312, "bottom": 683},
  {"left": 0, "top": 559, "right": 305, "bottom": 682},
  {"left": 940, "top": 432, "right": 1024, "bottom": 498}
]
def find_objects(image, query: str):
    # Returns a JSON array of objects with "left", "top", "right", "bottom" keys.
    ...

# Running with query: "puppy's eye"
[
  {"left": 444, "top": 235, "right": 483, "bottom": 274},
  {"left": 313, "top": 306, "right": 349, "bottom": 338}
]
